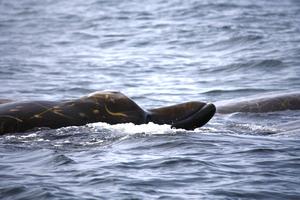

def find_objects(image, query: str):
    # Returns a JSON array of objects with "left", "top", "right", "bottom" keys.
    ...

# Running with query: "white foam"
[
  {"left": 20, "top": 133, "right": 38, "bottom": 138},
  {"left": 88, "top": 122, "right": 182, "bottom": 135}
]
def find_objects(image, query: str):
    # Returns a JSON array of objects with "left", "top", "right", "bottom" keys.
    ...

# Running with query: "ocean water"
[{"left": 1, "top": 0, "right": 300, "bottom": 199}]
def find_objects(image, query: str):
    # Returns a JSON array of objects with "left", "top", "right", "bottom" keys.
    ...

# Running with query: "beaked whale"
[
  {"left": 0, "top": 91, "right": 299, "bottom": 135},
  {"left": 0, "top": 91, "right": 215, "bottom": 135}
]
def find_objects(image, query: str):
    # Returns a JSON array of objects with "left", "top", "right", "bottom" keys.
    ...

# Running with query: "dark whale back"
[
  {"left": 216, "top": 93, "right": 300, "bottom": 114},
  {"left": 0, "top": 91, "right": 147, "bottom": 134}
]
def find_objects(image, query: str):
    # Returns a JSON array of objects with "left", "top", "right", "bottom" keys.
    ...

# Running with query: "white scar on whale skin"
[
  {"left": 104, "top": 104, "right": 128, "bottom": 117},
  {"left": 29, "top": 102, "right": 74, "bottom": 120},
  {"left": 103, "top": 94, "right": 128, "bottom": 117},
  {"left": 0, "top": 115, "right": 23, "bottom": 122}
]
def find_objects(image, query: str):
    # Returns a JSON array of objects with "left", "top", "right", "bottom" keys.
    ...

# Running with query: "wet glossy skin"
[
  {"left": 0, "top": 92, "right": 146, "bottom": 134},
  {"left": 0, "top": 91, "right": 214, "bottom": 134},
  {"left": 216, "top": 93, "right": 300, "bottom": 114},
  {"left": 1, "top": 92, "right": 300, "bottom": 134}
]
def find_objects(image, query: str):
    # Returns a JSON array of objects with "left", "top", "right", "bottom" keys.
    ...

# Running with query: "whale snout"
[
  {"left": 171, "top": 103, "right": 216, "bottom": 130},
  {"left": 148, "top": 102, "right": 216, "bottom": 130}
]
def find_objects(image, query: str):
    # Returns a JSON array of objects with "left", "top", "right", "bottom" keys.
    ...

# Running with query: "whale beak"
[{"left": 147, "top": 102, "right": 216, "bottom": 130}]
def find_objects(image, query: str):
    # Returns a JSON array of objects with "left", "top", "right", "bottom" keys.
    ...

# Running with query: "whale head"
[{"left": 147, "top": 101, "right": 216, "bottom": 130}]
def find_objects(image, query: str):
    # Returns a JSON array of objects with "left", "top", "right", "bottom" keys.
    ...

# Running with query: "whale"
[
  {"left": 216, "top": 92, "right": 300, "bottom": 114},
  {"left": 1, "top": 91, "right": 299, "bottom": 135},
  {"left": 0, "top": 91, "right": 216, "bottom": 135}
]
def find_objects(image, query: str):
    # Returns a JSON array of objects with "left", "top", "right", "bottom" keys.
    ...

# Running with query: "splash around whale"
[{"left": 0, "top": 91, "right": 299, "bottom": 135}]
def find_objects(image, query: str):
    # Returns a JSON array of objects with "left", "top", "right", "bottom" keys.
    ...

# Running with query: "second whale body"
[{"left": 216, "top": 92, "right": 300, "bottom": 114}]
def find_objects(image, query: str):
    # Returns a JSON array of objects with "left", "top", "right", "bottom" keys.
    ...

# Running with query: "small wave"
[
  {"left": 255, "top": 59, "right": 283, "bottom": 68},
  {"left": 204, "top": 88, "right": 268, "bottom": 95},
  {"left": 157, "top": 157, "right": 208, "bottom": 168},
  {"left": 234, "top": 147, "right": 286, "bottom": 155},
  {"left": 212, "top": 59, "right": 283, "bottom": 75},
  {"left": 205, "top": 35, "right": 263, "bottom": 51},
  {"left": 0, "top": 186, "right": 27, "bottom": 198},
  {"left": 52, "top": 154, "right": 76, "bottom": 166},
  {"left": 214, "top": 59, "right": 284, "bottom": 74},
  {"left": 72, "top": 31, "right": 99, "bottom": 40}
]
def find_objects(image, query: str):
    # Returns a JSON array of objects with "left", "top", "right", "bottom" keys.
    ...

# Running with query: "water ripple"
[{"left": 1, "top": 0, "right": 300, "bottom": 199}]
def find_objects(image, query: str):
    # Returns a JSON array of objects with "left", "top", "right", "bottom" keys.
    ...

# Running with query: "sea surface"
[{"left": 1, "top": 0, "right": 300, "bottom": 199}]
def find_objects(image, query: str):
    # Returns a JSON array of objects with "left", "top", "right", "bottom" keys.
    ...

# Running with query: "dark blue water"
[{"left": 1, "top": 0, "right": 300, "bottom": 199}]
